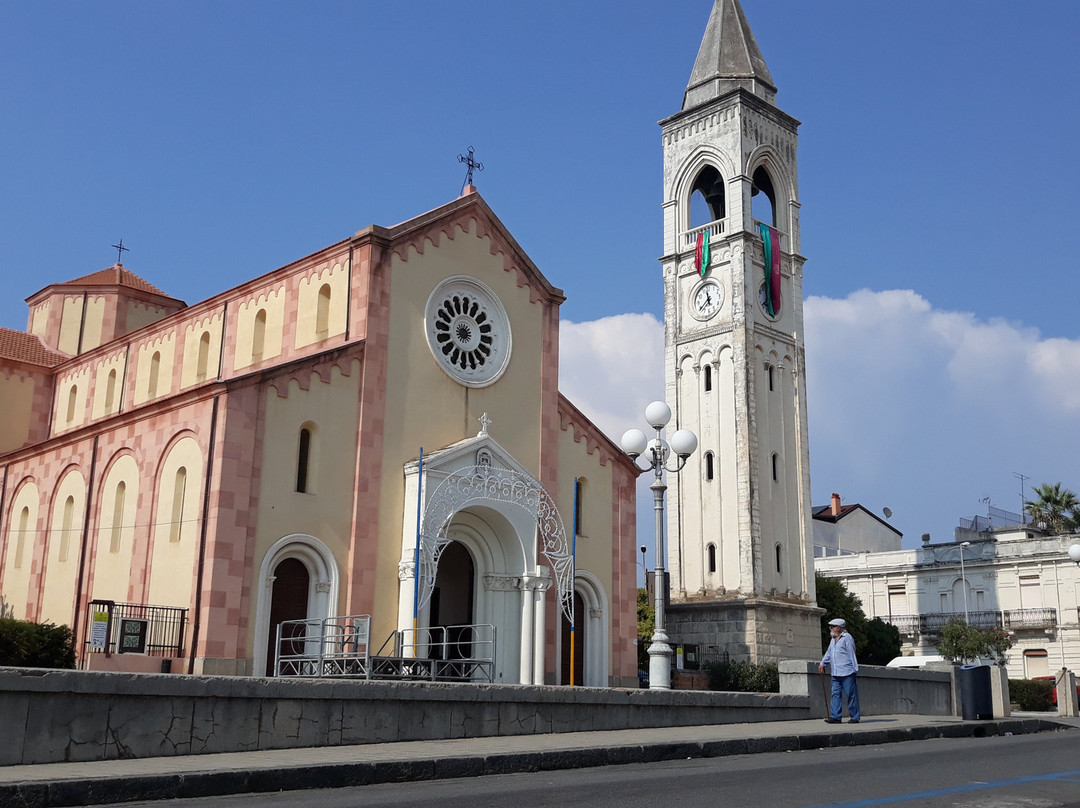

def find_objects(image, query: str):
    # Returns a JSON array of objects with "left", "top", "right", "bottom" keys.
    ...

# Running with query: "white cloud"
[
  {"left": 561, "top": 292, "right": 1080, "bottom": 550},
  {"left": 558, "top": 313, "right": 665, "bottom": 442},
  {"left": 806, "top": 289, "right": 1080, "bottom": 543}
]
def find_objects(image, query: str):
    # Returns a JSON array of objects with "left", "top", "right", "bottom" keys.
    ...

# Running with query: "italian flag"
[
  {"left": 694, "top": 231, "right": 710, "bottom": 276},
  {"left": 758, "top": 223, "right": 781, "bottom": 316}
]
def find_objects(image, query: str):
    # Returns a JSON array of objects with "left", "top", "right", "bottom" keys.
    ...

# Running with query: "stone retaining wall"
[{"left": 1, "top": 667, "right": 809, "bottom": 766}]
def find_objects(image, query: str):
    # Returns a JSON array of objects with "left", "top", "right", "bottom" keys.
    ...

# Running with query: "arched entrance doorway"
[
  {"left": 265, "top": 557, "right": 310, "bottom": 675},
  {"left": 431, "top": 541, "right": 475, "bottom": 660},
  {"left": 560, "top": 591, "right": 585, "bottom": 685}
]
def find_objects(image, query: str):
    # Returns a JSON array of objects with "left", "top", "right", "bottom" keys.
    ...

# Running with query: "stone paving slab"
[{"left": 1, "top": 714, "right": 1075, "bottom": 808}]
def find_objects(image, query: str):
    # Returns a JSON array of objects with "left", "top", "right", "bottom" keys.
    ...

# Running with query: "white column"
[
  {"left": 519, "top": 574, "right": 535, "bottom": 684},
  {"left": 533, "top": 571, "right": 550, "bottom": 686}
]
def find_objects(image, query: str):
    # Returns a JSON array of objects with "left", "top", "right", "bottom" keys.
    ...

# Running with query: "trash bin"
[{"left": 958, "top": 664, "right": 992, "bottom": 720}]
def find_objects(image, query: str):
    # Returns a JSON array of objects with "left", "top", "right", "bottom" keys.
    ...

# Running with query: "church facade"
[
  {"left": 0, "top": 189, "right": 640, "bottom": 686},
  {"left": 659, "top": 0, "right": 821, "bottom": 663}
]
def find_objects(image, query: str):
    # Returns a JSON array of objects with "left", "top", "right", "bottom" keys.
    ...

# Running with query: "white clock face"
[{"left": 691, "top": 281, "right": 723, "bottom": 320}]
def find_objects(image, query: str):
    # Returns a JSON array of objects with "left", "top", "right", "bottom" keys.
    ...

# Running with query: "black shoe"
[
  {"left": 824, "top": 718, "right": 841, "bottom": 724},
  {"left": 848, "top": 719, "right": 860, "bottom": 724}
]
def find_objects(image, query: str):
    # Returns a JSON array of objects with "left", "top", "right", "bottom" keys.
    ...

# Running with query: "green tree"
[
  {"left": 1025, "top": 482, "right": 1079, "bottom": 534},
  {"left": 863, "top": 617, "right": 902, "bottom": 666},
  {"left": 938, "top": 617, "right": 1011, "bottom": 665},
  {"left": 814, "top": 574, "right": 868, "bottom": 655},
  {"left": 636, "top": 588, "right": 654, "bottom": 670}
]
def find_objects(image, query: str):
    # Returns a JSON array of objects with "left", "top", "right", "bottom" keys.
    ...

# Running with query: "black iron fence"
[{"left": 84, "top": 599, "right": 187, "bottom": 658}]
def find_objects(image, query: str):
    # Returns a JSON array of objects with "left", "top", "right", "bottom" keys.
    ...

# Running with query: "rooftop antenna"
[
  {"left": 457, "top": 146, "right": 484, "bottom": 194},
  {"left": 110, "top": 239, "right": 130, "bottom": 265},
  {"left": 1013, "top": 472, "right": 1029, "bottom": 522}
]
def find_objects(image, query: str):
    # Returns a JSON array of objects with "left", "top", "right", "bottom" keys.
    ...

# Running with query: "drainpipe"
[
  {"left": 71, "top": 435, "right": 99, "bottom": 666},
  {"left": 187, "top": 394, "right": 220, "bottom": 674}
]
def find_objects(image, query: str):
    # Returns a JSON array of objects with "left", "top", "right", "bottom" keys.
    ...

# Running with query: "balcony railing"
[
  {"left": 1003, "top": 608, "right": 1057, "bottom": 630},
  {"left": 885, "top": 610, "right": 1006, "bottom": 636},
  {"left": 84, "top": 599, "right": 187, "bottom": 657},
  {"left": 682, "top": 219, "right": 725, "bottom": 250}
]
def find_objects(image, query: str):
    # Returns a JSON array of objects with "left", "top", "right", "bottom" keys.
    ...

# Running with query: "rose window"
[{"left": 425, "top": 277, "right": 511, "bottom": 387}]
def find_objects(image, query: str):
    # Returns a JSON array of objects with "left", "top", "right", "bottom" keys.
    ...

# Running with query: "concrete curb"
[{"left": 0, "top": 718, "right": 1069, "bottom": 808}]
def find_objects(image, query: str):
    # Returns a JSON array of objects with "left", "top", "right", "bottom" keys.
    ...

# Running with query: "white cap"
[{"left": 828, "top": 618, "right": 846, "bottom": 627}]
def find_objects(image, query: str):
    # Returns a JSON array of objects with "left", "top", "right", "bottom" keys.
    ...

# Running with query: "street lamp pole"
[
  {"left": 959, "top": 541, "right": 971, "bottom": 622},
  {"left": 621, "top": 401, "right": 697, "bottom": 691}
]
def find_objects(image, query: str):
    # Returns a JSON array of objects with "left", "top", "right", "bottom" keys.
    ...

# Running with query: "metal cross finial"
[
  {"left": 458, "top": 146, "right": 484, "bottom": 192},
  {"left": 478, "top": 412, "right": 492, "bottom": 437},
  {"left": 110, "top": 239, "right": 130, "bottom": 264}
]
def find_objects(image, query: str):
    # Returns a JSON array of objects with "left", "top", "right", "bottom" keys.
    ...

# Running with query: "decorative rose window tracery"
[{"left": 425, "top": 277, "right": 511, "bottom": 387}]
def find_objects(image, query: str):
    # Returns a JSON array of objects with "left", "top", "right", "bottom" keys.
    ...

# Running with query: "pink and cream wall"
[{"left": 0, "top": 192, "right": 640, "bottom": 685}]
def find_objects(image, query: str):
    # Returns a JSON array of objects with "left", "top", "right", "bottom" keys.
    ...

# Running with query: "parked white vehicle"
[{"left": 886, "top": 655, "right": 945, "bottom": 668}]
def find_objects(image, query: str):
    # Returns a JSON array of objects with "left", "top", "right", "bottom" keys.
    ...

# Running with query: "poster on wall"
[{"left": 89, "top": 611, "right": 109, "bottom": 651}]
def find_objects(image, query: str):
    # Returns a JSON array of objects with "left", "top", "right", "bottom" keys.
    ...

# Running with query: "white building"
[
  {"left": 813, "top": 493, "right": 902, "bottom": 558},
  {"left": 816, "top": 529, "right": 1080, "bottom": 679}
]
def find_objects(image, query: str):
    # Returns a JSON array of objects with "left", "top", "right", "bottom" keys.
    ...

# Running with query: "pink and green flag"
[
  {"left": 758, "top": 223, "right": 781, "bottom": 316},
  {"left": 694, "top": 231, "right": 710, "bottom": 275}
]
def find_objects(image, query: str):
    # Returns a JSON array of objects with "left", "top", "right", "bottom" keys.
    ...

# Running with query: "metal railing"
[
  {"left": 274, "top": 615, "right": 371, "bottom": 678},
  {"left": 273, "top": 618, "right": 495, "bottom": 683},
  {"left": 885, "top": 610, "right": 1003, "bottom": 635},
  {"left": 371, "top": 624, "right": 496, "bottom": 683},
  {"left": 1003, "top": 608, "right": 1057, "bottom": 630},
  {"left": 84, "top": 599, "right": 187, "bottom": 657}
]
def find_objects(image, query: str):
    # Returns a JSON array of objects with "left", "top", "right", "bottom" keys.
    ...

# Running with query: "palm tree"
[{"left": 1025, "top": 482, "right": 1079, "bottom": 534}]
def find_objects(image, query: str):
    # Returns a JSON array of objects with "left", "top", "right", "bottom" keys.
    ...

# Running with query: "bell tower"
[{"left": 660, "top": 0, "right": 819, "bottom": 662}]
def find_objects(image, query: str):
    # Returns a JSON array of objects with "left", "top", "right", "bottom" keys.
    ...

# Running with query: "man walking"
[{"left": 819, "top": 617, "right": 860, "bottom": 724}]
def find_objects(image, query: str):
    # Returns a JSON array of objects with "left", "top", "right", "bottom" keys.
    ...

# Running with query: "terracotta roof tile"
[
  {"left": 59, "top": 264, "right": 171, "bottom": 297},
  {"left": 0, "top": 328, "right": 68, "bottom": 367}
]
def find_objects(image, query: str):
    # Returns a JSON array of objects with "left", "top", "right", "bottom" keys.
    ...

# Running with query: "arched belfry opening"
[
  {"left": 690, "top": 165, "right": 726, "bottom": 227},
  {"left": 751, "top": 165, "right": 776, "bottom": 226}
]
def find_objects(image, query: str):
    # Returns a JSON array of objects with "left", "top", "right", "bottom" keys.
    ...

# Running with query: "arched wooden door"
[{"left": 265, "top": 557, "right": 310, "bottom": 675}]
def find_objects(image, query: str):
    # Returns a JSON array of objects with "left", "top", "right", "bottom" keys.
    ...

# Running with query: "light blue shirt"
[{"left": 821, "top": 631, "right": 859, "bottom": 677}]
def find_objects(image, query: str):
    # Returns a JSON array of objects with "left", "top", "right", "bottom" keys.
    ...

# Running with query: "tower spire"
[{"left": 683, "top": 0, "right": 776, "bottom": 110}]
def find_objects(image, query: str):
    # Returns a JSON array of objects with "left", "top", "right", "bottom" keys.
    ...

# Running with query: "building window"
[
  {"left": 15, "top": 506, "right": 29, "bottom": 569},
  {"left": 703, "top": 364, "right": 712, "bottom": 392},
  {"left": 196, "top": 331, "right": 211, "bottom": 381},
  {"left": 574, "top": 478, "right": 585, "bottom": 536},
  {"left": 148, "top": 351, "right": 161, "bottom": 399},
  {"left": 59, "top": 495, "right": 74, "bottom": 562},
  {"left": 252, "top": 309, "right": 267, "bottom": 361},
  {"left": 296, "top": 427, "right": 312, "bottom": 493},
  {"left": 775, "top": 543, "right": 783, "bottom": 574},
  {"left": 704, "top": 452, "right": 714, "bottom": 481},
  {"left": 170, "top": 467, "right": 187, "bottom": 542},
  {"left": 110, "top": 481, "right": 126, "bottom": 553},
  {"left": 771, "top": 453, "right": 779, "bottom": 481},
  {"left": 316, "top": 284, "right": 332, "bottom": 340},
  {"left": 707, "top": 543, "right": 716, "bottom": 573},
  {"left": 1024, "top": 649, "right": 1049, "bottom": 678},
  {"left": 105, "top": 369, "right": 117, "bottom": 411},
  {"left": 66, "top": 385, "right": 78, "bottom": 424},
  {"left": 767, "top": 364, "right": 775, "bottom": 391},
  {"left": 1019, "top": 575, "right": 1043, "bottom": 609}
]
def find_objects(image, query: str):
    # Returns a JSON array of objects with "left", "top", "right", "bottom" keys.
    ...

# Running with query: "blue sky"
[{"left": 3, "top": 1, "right": 1079, "bottom": 556}]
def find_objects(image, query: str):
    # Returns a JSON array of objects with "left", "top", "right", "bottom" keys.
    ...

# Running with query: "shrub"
[
  {"left": 705, "top": 660, "right": 779, "bottom": 693},
  {"left": 1008, "top": 678, "right": 1054, "bottom": 712},
  {"left": 0, "top": 618, "right": 76, "bottom": 669}
]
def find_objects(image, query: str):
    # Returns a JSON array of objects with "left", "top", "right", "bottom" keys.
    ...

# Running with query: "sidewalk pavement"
[{"left": 2, "top": 713, "right": 1077, "bottom": 808}]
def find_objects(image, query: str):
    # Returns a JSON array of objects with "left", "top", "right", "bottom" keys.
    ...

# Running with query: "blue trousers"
[{"left": 830, "top": 673, "right": 860, "bottom": 721}]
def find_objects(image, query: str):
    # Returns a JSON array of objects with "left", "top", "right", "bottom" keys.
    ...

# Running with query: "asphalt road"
[{"left": 111, "top": 731, "right": 1080, "bottom": 808}]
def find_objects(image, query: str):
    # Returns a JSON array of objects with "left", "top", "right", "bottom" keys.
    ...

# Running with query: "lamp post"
[
  {"left": 620, "top": 401, "right": 697, "bottom": 690},
  {"left": 1069, "top": 544, "right": 1080, "bottom": 567},
  {"left": 959, "top": 541, "right": 971, "bottom": 623}
]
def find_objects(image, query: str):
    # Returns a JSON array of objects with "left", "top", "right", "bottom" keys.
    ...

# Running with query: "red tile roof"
[
  {"left": 0, "top": 328, "right": 68, "bottom": 367},
  {"left": 58, "top": 264, "right": 171, "bottom": 297}
]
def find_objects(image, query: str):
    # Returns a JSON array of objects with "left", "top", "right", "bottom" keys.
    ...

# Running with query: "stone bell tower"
[{"left": 659, "top": 0, "right": 821, "bottom": 663}]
